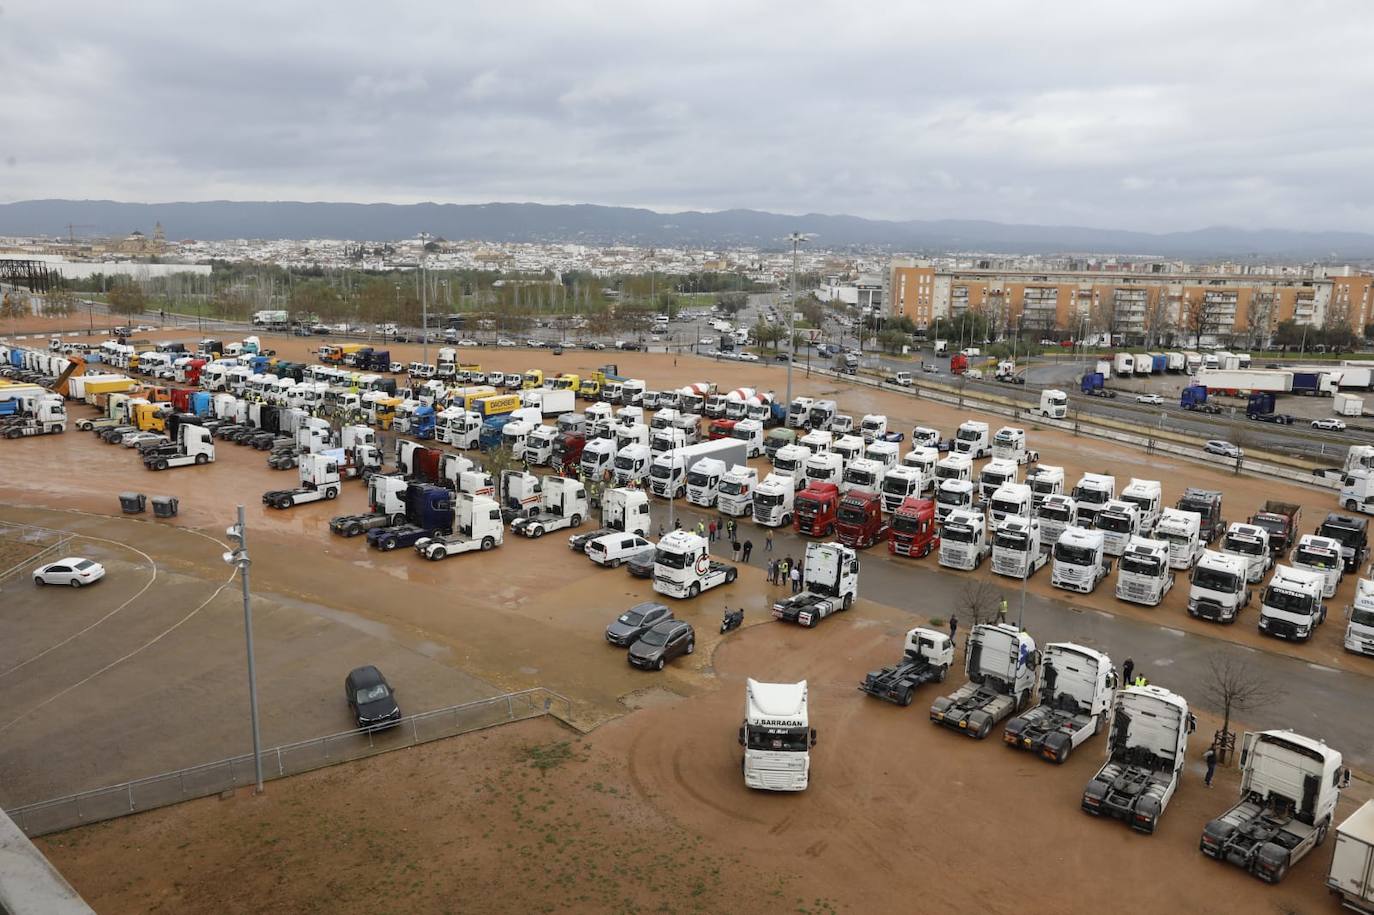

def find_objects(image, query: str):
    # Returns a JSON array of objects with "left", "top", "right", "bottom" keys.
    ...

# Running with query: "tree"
[
  {"left": 107, "top": 281, "right": 147, "bottom": 317},
  {"left": 1244, "top": 292, "right": 1276, "bottom": 350},
  {"left": 876, "top": 328, "right": 909, "bottom": 354},
  {"left": 41, "top": 287, "right": 77, "bottom": 317},
  {"left": 1182, "top": 293, "right": 1226, "bottom": 349},
  {"left": 1321, "top": 297, "right": 1357, "bottom": 354},
  {"left": 0, "top": 291, "right": 28, "bottom": 329},
  {"left": 1201, "top": 652, "right": 1278, "bottom": 763},
  {"left": 716, "top": 292, "right": 747, "bottom": 317},
  {"left": 751, "top": 319, "right": 785, "bottom": 351},
  {"left": 958, "top": 579, "right": 1003, "bottom": 627}
]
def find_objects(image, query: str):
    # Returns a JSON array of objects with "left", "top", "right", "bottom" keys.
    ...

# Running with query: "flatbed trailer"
[{"left": 858, "top": 627, "right": 953, "bottom": 705}]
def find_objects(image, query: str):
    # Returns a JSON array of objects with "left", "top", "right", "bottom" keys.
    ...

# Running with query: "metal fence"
[
  {"left": 0, "top": 522, "right": 74, "bottom": 584},
  {"left": 5, "top": 687, "right": 572, "bottom": 838}
]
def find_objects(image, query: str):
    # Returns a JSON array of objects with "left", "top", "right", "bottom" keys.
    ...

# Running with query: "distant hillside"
[{"left": 2, "top": 199, "right": 1372, "bottom": 259}]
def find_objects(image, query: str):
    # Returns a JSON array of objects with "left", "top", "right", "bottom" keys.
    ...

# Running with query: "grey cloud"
[{"left": 2, "top": 0, "right": 1372, "bottom": 233}]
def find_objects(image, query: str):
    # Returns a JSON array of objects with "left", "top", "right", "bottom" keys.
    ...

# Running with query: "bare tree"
[
  {"left": 1245, "top": 292, "right": 1276, "bottom": 350},
  {"left": 959, "top": 579, "right": 1004, "bottom": 627},
  {"left": 1201, "top": 652, "right": 1279, "bottom": 763}
]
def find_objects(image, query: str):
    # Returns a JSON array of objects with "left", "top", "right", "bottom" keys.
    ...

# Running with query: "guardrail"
[
  {"left": 4, "top": 687, "right": 572, "bottom": 838},
  {"left": 0, "top": 523, "right": 75, "bottom": 584}
]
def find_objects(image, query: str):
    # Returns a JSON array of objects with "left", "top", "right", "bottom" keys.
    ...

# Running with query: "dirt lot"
[{"left": 39, "top": 619, "right": 1367, "bottom": 915}]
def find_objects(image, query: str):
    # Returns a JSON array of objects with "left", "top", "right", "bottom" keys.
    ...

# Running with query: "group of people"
[
  {"left": 658, "top": 515, "right": 775, "bottom": 567},
  {"left": 766, "top": 554, "right": 804, "bottom": 593}
]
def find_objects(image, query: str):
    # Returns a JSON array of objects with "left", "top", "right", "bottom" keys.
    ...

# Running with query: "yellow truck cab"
[
  {"left": 523, "top": 369, "right": 544, "bottom": 390},
  {"left": 318, "top": 344, "right": 343, "bottom": 364},
  {"left": 373, "top": 396, "right": 404, "bottom": 429},
  {"left": 134, "top": 401, "right": 169, "bottom": 432},
  {"left": 551, "top": 373, "right": 580, "bottom": 392}
]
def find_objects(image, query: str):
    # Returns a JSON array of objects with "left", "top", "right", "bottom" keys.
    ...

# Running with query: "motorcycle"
[{"left": 720, "top": 607, "right": 744, "bottom": 634}]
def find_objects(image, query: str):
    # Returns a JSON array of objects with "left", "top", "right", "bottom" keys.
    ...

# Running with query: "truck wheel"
[
  {"left": 383, "top": 539, "right": 396, "bottom": 551},
  {"left": 1316, "top": 822, "right": 1329, "bottom": 846},
  {"left": 570, "top": 514, "right": 582, "bottom": 528},
  {"left": 842, "top": 594, "right": 853, "bottom": 611},
  {"left": 900, "top": 688, "right": 913, "bottom": 707},
  {"left": 346, "top": 525, "right": 361, "bottom": 537},
  {"left": 976, "top": 719, "right": 991, "bottom": 740},
  {"left": 195, "top": 453, "right": 209, "bottom": 465},
  {"left": 725, "top": 567, "right": 737, "bottom": 583},
  {"left": 481, "top": 537, "right": 494, "bottom": 551},
  {"left": 1346, "top": 500, "right": 1358, "bottom": 512},
  {"left": 782, "top": 514, "right": 792, "bottom": 526},
  {"left": 430, "top": 547, "right": 446, "bottom": 560},
  {"left": 1056, "top": 742, "right": 1072, "bottom": 764},
  {"left": 686, "top": 639, "right": 695, "bottom": 655},
  {"left": 936, "top": 665, "right": 948, "bottom": 682},
  {"left": 155, "top": 458, "right": 169, "bottom": 471},
  {"left": 531, "top": 525, "right": 545, "bottom": 538},
  {"left": 5, "top": 429, "right": 18, "bottom": 439},
  {"left": 687, "top": 583, "right": 700, "bottom": 599},
  {"left": 325, "top": 488, "right": 337, "bottom": 500}
]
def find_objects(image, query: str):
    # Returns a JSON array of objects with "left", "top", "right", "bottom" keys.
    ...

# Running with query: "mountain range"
[{"left": 1, "top": 199, "right": 1371, "bottom": 259}]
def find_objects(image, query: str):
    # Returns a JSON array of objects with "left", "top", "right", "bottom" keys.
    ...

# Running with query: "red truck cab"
[
  {"left": 708, "top": 418, "right": 736, "bottom": 440},
  {"left": 888, "top": 497, "right": 939, "bottom": 558},
  {"left": 794, "top": 482, "right": 840, "bottom": 537},
  {"left": 553, "top": 433, "right": 585, "bottom": 476},
  {"left": 950, "top": 353, "right": 969, "bottom": 376},
  {"left": 169, "top": 387, "right": 195, "bottom": 414},
  {"left": 836, "top": 490, "right": 889, "bottom": 549}
]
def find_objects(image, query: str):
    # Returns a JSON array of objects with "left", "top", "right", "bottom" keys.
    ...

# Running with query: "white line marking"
[
  {"left": 1306, "top": 663, "right": 1339, "bottom": 674},
  {"left": 1158, "top": 626, "right": 1186, "bottom": 637}
]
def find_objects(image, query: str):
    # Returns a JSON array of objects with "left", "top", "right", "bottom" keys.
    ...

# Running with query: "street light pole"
[
  {"left": 223, "top": 505, "right": 264, "bottom": 794},
  {"left": 785, "top": 232, "right": 804, "bottom": 408}
]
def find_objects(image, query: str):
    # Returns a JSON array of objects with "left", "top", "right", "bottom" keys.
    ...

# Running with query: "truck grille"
[
  {"left": 1119, "top": 581, "right": 1153, "bottom": 601},
  {"left": 1265, "top": 617, "right": 1299, "bottom": 638},
  {"left": 991, "top": 555, "right": 1021, "bottom": 576}
]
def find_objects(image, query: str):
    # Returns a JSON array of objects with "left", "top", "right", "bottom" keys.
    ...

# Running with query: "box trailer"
[{"left": 1195, "top": 369, "right": 1293, "bottom": 394}]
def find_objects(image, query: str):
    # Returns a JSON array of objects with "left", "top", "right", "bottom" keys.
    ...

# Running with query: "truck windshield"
[
  {"left": 1193, "top": 567, "right": 1239, "bottom": 591},
  {"left": 1030, "top": 478, "right": 1057, "bottom": 494},
  {"left": 846, "top": 471, "right": 875, "bottom": 487},
  {"left": 1040, "top": 506, "right": 1072, "bottom": 522},
  {"left": 719, "top": 480, "right": 745, "bottom": 495},
  {"left": 796, "top": 498, "right": 822, "bottom": 517},
  {"left": 943, "top": 525, "right": 974, "bottom": 543},
  {"left": 1351, "top": 606, "right": 1374, "bottom": 627},
  {"left": 838, "top": 506, "right": 866, "bottom": 525},
  {"left": 755, "top": 492, "right": 782, "bottom": 508},
  {"left": 981, "top": 474, "right": 1009, "bottom": 489},
  {"left": 730, "top": 427, "right": 752, "bottom": 441},
  {"left": 892, "top": 515, "right": 926, "bottom": 534},
  {"left": 1318, "top": 523, "right": 1363, "bottom": 550},
  {"left": 1120, "top": 554, "right": 1161, "bottom": 575},
  {"left": 686, "top": 471, "right": 710, "bottom": 486},
  {"left": 1123, "top": 496, "right": 1153, "bottom": 514},
  {"left": 935, "top": 466, "right": 959, "bottom": 481},
  {"left": 1098, "top": 513, "right": 1133, "bottom": 533},
  {"left": 746, "top": 725, "right": 808, "bottom": 752},
  {"left": 1071, "top": 486, "right": 1107, "bottom": 505},
  {"left": 614, "top": 456, "right": 634, "bottom": 470},
  {"left": 1054, "top": 543, "right": 1095, "bottom": 565},
  {"left": 1178, "top": 497, "right": 1214, "bottom": 517},
  {"left": 774, "top": 457, "right": 797, "bottom": 473},
  {"left": 650, "top": 465, "right": 672, "bottom": 480},
  {"left": 956, "top": 428, "right": 979, "bottom": 441},
  {"left": 883, "top": 476, "right": 912, "bottom": 494},
  {"left": 1224, "top": 535, "right": 1264, "bottom": 557},
  {"left": 990, "top": 499, "right": 1021, "bottom": 518},
  {"left": 653, "top": 549, "right": 688, "bottom": 569},
  {"left": 1262, "top": 586, "right": 1314, "bottom": 615},
  {"left": 937, "top": 489, "right": 965, "bottom": 506},
  {"left": 993, "top": 532, "right": 1027, "bottom": 550},
  {"left": 1294, "top": 547, "right": 1338, "bottom": 568}
]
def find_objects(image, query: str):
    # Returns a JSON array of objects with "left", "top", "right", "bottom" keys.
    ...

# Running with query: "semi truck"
[
  {"left": 991, "top": 516, "right": 1046, "bottom": 578},
  {"left": 143, "top": 422, "right": 215, "bottom": 470},
  {"left": 991, "top": 426, "right": 1039, "bottom": 464},
  {"left": 880, "top": 464, "right": 923, "bottom": 513},
  {"left": 602, "top": 486, "right": 651, "bottom": 536},
  {"left": 330, "top": 475, "right": 409, "bottom": 537},
  {"left": 1081, "top": 684, "right": 1195, "bottom": 834},
  {"left": 1156, "top": 507, "right": 1205, "bottom": 570},
  {"left": 1035, "top": 389, "right": 1068, "bottom": 419},
  {"left": 649, "top": 438, "right": 748, "bottom": 499},
  {"left": 1070, "top": 473, "right": 1116, "bottom": 525},
  {"left": 1187, "top": 550, "right": 1251, "bottom": 623},
  {"left": 935, "top": 478, "right": 976, "bottom": 523},
  {"left": 835, "top": 490, "right": 889, "bottom": 549},
  {"left": 1220, "top": 522, "right": 1274, "bottom": 583},
  {"left": 752, "top": 473, "right": 795, "bottom": 527},
  {"left": 1316, "top": 512, "right": 1369, "bottom": 574},
  {"left": 1177, "top": 488, "right": 1225, "bottom": 545},
  {"left": 978, "top": 459, "right": 1019, "bottom": 503},
  {"left": 1003, "top": 643, "right": 1116, "bottom": 764},
  {"left": 888, "top": 497, "right": 939, "bottom": 559},
  {"left": 1115, "top": 537, "right": 1174, "bottom": 606},
  {"left": 1094, "top": 500, "right": 1141, "bottom": 557},
  {"left": 1258, "top": 565, "right": 1326, "bottom": 642},
  {"left": 0, "top": 397, "right": 66, "bottom": 437},
  {"left": 938, "top": 508, "right": 989, "bottom": 571},
  {"left": 263, "top": 452, "right": 343, "bottom": 509},
  {"left": 1347, "top": 578, "right": 1374, "bottom": 657},
  {"left": 685, "top": 457, "right": 728, "bottom": 507},
  {"left": 1327, "top": 800, "right": 1374, "bottom": 911},
  {"left": 367, "top": 484, "right": 456, "bottom": 552},
  {"left": 771, "top": 541, "right": 860, "bottom": 627},
  {"left": 739, "top": 679, "right": 814, "bottom": 792},
  {"left": 716, "top": 465, "right": 758, "bottom": 517},
  {"left": 794, "top": 481, "right": 841, "bottom": 537},
  {"left": 858, "top": 627, "right": 954, "bottom": 706},
  {"left": 1027, "top": 465, "right": 1064, "bottom": 507},
  {"left": 1245, "top": 500, "right": 1301, "bottom": 556},
  {"left": 510, "top": 476, "right": 588, "bottom": 538},
  {"left": 952, "top": 420, "right": 990, "bottom": 458},
  {"left": 930, "top": 624, "right": 1039, "bottom": 740},
  {"left": 1120, "top": 479, "right": 1162, "bottom": 534},
  {"left": 1037, "top": 493, "right": 1077, "bottom": 547},
  {"left": 1201, "top": 730, "right": 1346, "bottom": 884},
  {"left": 651, "top": 529, "right": 738, "bottom": 599},
  {"left": 1052, "top": 526, "right": 1110, "bottom": 593},
  {"left": 414, "top": 493, "right": 505, "bottom": 559}
]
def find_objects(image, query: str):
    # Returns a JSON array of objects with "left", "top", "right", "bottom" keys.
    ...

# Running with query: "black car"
[
  {"left": 568, "top": 527, "right": 617, "bottom": 553},
  {"left": 345, "top": 665, "right": 402, "bottom": 730},
  {"left": 626, "top": 545, "right": 658, "bottom": 578},
  {"left": 605, "top": 601, "right": 673, "bottom": 647},
  {"left": 628, "top": 620, "right": 695, "bottom": 670}
]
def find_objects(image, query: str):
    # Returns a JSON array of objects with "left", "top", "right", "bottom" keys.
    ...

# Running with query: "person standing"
[
  {"left": 658, "top": 522, "right": 665, "bottom": 539},
  {"left": 742, "top": 539, "right": 753, "bottom": 563},
  {"left": 790, "top": 565, "right": 802, "bottom": 594},
  {"left": 731, "top": 539, "right": 741, "bottom": 561},
  {"left": 696, "top": 520, "right": 705, "bottom": 538},
  {"left": 1122, "top": 657, "right": 1135, "bottom": 686},
  {"left": 765, "top": 529, "right": 773, "bottom": 552},
  {"left": 949, "top": 614, "right": 959, "bottom": 642},
  {"left": 997, "top": 598, "right": 1008, "bottom": 624},
  {"left": 708, "top": 519, "right": 717, "bottom": 542},
  {"left": 1204, "top": 745, "right": 1218, "bottom": 788},
  {"left": 767, "top": 558, "right": 777, "bottom": 584}
]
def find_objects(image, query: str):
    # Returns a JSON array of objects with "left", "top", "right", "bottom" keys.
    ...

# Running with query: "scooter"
[{"left": 720, "top": 607, "right": 744, "bottom": 634}]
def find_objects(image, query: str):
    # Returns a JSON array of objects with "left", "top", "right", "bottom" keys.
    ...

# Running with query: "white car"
[
  {"left": 1312, "top": 418, "right": 1346, "bottom": 431},
  {"left": 736, "top": 352, "right": 760, "bottom": 362},
  {"left": 389, "top": 362, "right": 406, "bottom": 373},
  {"left": 1135, "top": 393, "right": 1164, "bottom": 405},
  {"left": 1203, "top": 439, "right": 1243, "bottom": 459},
  {"left": 456, "top": 339, "right": 479, "bottom": 347},
  {"left": 497, "top": 339, "right": 516, "bottom": 348},
  {"left": 34, "top": 557, "right": 106, "bottom": 587},
  {"left": 699, "top": 337, "right": 715, "bottom": 345},
  {"left": 585, "top": 533, "right": 654, "bottom": 568}
]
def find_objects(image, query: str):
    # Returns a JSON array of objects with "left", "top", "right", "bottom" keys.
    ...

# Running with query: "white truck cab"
[
  {"left": 771, "top": 444, "right": 811, "bottom": 490},
  {"left": 935, "top": 478, "right": 976, "bottom": 523},
  {"left": 1051, "top": 526, "right": 1109, "bottom": 594},
  {"left": 803, "top": 451, "right": 844, "bottom": 487},
  {"left": 1071, "top": 473, "right": 1116, "bottom": 525},
  {"left": 612, "top": 443, "right": 653, "bottom": 486},
  {"left": 841, "top": 457, "right": 885, "bottom": 496},
  {"left": 1188, "top": 550, "right": 1252, "bottom": 623},
  {"left": 799, "top": 429, "right": 833, "bottom": 455},
  {"left": 865, "top": 440, "right": 899, "bottom": 472},
  {"left": 912, "top": 426, "right": 944, "bottom": 451},
  {"left": 939, "top": 508, "right": 989, "bottom": 571},
  {"left": 881, "top": 464, "right": 924, "bottom": 513},
  {"left": 988, "top": 482, "right": 1033, "bottom": 525},
  {"left": 1291, "top": 534, "right": 1344, "bottom": 599},
  {"left": 1156, "top": 508, "right": 1204, "bottom": 570},
  {"left": 740, "top": 679, "right": 814, "bottom": 792},
  {"left": 1082, "top": 685, "right": 1195, "bottom": 834},
  {"left": 580, "top": 437, "right": 618, "bottom": 481},
  {"left": 991, "top": 516, "right": 1046, "bottom": 579},
  {"left": 685, "top": 457, "right": 728, "bottom": 507},
  {"left": 1027, "top": 464, "right": 1065, "bottom": 507},
  {"left": 1345, "top": 578, "right": 1374, "bottom": 656},
  {"left": 1222, "top": 522, "right": 1274, "bottom": 584},
  {"left": 1003, "top": 642, "right": 1115, "bottom": 763},
  {"left": 716, "top": 465, "right": 759, "bottom": 517},
  {"left": 752, "top": 473, "right": 796, "bottom": 527},
  {"left": 652, "top": 529, "right": 737, "bottom": 599},
  {"left": 1120, "top": 479, "right": 1162, "bottom": 534},
  {"left": 1115, "top": 537, "right": 1174, "bottom": 606},
  {"left": 934, "top": 452, "right": 972, "bottom": 486},
  {"left": 1094, "top": 500, "right": 1141, "bottom": 557},
  {"left": 1037, "top": 493, "right": 1078, "bottom": 547},
  {"left": 786, "top": 397, "right": 814, "bottom": 430},
  {"left": 1258, "top": 565, "right": 1326, "bottom": 642},
  {"left": 1036, "top": 389, "right": 1068, "bottom": 419},
  {"left": 953, "top": 420, "right": 990, "bottom": 458},
  {"left": 832, "top": 434, "right": 866, "bottom": 467},
  {"left": 991, "top": 426, "right": 1038, "bottom": 464},
  {"left": 859, "top": 413, "right": 888, "bottom": 443},
  {"left": 902, "top": 446, "right": 938, "bottom": 491},
  {"left": 979, "top": 459, "right": 1019, "bottom": 502}
]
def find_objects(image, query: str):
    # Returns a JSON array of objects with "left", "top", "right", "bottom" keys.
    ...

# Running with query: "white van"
[{"left": 585, "top": 532, "right": 655, "bottom": 569}]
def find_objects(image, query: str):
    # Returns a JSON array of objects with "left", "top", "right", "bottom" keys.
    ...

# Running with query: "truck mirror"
[
  {"left": 809, "top": 728, "right": 818, "bottom": 748},
  {"left": 737, "top": 726, "right": 745, "bottom": 747}
]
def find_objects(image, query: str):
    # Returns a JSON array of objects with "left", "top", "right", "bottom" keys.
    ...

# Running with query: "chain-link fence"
[
  {"left": 0, "top": 522, "right": 73, "bottom": 584},
  {"left": 5, "top": 687, "right": 571, "bottom": 838}
]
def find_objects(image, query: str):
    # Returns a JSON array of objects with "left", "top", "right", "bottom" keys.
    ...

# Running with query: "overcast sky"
[{"left": 4, "top": 1, "right": 1372, "bottom": 233}]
